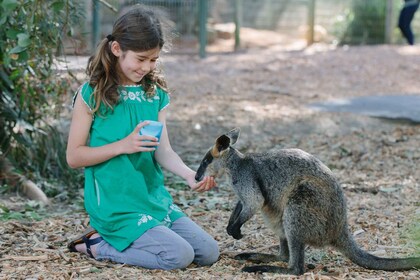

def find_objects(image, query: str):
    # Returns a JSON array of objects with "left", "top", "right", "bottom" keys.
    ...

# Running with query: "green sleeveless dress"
[{"left": 76, "top": 83, "right": 185, "bottom": 252}]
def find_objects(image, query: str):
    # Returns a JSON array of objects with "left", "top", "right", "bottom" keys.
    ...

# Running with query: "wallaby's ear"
[
  {"left": 212, "top": 134, "right": 230, "bottom": 157},
  {"left": 226, "top": 128, "right": 240, "bottom": 145},
  {"left": 216, "top": 134, "right": 230, "bottom": 152}
]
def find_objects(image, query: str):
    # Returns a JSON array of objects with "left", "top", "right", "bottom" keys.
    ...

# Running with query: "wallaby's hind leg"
[
  {"left": 279, "top": 238, "right": 289, "bottom": 262},
  {"left": 241, "top": 237, "right": 305, "bottom": 275},
  {"left": 235, "top": 252, "right": 279, "bottom": 263},
  {"left": 235, "top": 238, "right": 289, "bottom": 263}
]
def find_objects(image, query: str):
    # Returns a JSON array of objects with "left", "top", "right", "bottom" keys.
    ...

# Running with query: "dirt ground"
[{"left": 1, "top": 37, "right": 420, "bottom": 279}]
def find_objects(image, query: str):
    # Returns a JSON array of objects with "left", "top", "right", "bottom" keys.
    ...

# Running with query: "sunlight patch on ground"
[{"left": 395, "top": 45, "right": 420, "bottom": 56}]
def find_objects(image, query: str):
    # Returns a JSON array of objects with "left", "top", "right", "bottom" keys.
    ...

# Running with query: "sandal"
[{"left": 68, "top": 226, "right": 103, "bottom": 258}]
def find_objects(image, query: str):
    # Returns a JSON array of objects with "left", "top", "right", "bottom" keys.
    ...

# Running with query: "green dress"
[{"left": 76, "top": 82, "right": 185, "bottom": 252}]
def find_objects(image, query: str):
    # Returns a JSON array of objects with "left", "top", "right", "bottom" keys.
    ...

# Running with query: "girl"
[{"left": 66, "top": 5, "right": 219, "bottom": 270}]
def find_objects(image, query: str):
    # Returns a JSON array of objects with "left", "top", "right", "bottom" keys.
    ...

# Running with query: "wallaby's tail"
[{"left": 336, "top": 230, "right": 420, "bottom": 271}]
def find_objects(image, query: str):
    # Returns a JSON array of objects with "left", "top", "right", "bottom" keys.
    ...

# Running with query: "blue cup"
[{"left": 139, "top": 121, "right": 163, "bottom": 141}]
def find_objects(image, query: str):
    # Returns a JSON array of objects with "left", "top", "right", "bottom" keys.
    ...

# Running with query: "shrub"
[
  {"left": 0, "top": 0, "right": 85, "bottom": 198},
  {"left": 333, "top": 0, "right": 387, "bottom": 45}
]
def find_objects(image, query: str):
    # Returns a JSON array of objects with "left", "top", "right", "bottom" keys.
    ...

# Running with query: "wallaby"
[{"left": 195, "top": 128, "right": 420, "bottom": 275}]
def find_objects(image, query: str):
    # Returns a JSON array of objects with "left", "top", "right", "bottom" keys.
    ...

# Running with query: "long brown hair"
[{"left": 86, "top": 5, "right": 168, "bottom": 115}]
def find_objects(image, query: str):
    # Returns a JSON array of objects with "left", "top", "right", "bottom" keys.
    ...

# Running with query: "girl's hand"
[
  {"left": 188, "top": 173, "right": 216, "bottom": 192},
  {"left": 119, "top": 121, "right": 159, "bottom": 154}
]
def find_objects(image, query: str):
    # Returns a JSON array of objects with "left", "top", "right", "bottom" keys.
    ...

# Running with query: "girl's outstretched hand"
[
  {"left": 188, "top": 174, "right": 216, "bottom": 192},
  {"left": 119, "top": 121, "right": 159, "bottom": 154}
]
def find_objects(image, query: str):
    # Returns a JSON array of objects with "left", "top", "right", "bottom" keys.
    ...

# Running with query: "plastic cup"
[{"left": 139, "top": 121, "right": 163, "bottom": 141}]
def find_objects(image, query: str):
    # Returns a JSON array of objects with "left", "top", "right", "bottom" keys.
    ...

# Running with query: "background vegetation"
[
  {"left": 0, "top": 0, "right": 85, "bottom": 200},
  {"left": 333, "top": 0, "right": 396, "bottom": 45}
]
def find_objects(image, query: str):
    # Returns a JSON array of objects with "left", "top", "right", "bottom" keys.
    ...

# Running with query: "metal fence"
[{"left": 74, "top": 0, "right": 420, "bottom": 57}]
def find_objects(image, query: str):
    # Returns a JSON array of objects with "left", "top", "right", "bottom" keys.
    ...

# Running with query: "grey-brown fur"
[{"left": 195, "top": 128, "right": 420, "bottom": 275}]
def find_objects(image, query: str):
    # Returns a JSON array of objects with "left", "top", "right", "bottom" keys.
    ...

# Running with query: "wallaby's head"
[{"left": 195, "top": 128, "right": 240, "bottom": 181}]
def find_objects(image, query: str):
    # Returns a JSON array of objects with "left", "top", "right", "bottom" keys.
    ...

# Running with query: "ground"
[{"left": 1, "top": 38, "right": 420, "bottom": 280}]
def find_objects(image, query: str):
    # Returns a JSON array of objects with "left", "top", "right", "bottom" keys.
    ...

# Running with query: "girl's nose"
[{"left": 141, "top": 61, "right": 151, "bottom": 73}]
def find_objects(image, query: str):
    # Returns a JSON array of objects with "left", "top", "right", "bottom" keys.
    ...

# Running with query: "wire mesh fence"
[{"left": 70, "top": 0, "right": 420, "bottom": 56}]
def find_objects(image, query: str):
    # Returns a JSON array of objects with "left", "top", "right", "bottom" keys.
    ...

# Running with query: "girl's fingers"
[
  {"left": 139, "top": 135, "right": 158, "bottom": 142},
  {"left": 139, "top": 140, "right": 159, "bottom": 147},
  {"left": 192, "top": 180, "right": 204, "bottom": 192},
  {"left": 139, "top": 147, "right": 156, "bottom": 152},
  {"left": 194, "top": 176, "right": 216, "bottom": 192}
]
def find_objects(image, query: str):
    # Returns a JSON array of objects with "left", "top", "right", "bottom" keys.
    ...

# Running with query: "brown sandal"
[{"left": 68, "top": 226, "right": 103, "bottom": 258}]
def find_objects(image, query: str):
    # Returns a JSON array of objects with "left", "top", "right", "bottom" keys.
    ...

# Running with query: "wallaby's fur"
[{"left": 195, "top": 128, "right": 420, "bottom": 275}]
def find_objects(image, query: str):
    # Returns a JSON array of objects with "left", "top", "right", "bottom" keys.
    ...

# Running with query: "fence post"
[
  {"left": 307, "top": 0, "right": 316, "bottom": 46},
  {"left": 385, "top": 0, "right": 394, "bottom": 44},
  {"left": 92, "top": 0, "right": 101, "bottom": 52},
  {"left": 198, "top": 0, "right": 208, "bottom": 58},
  {"left": 234, "top": 0, "right": 242, "bottom": 51}
]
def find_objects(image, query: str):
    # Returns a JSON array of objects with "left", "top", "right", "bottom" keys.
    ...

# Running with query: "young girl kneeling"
[{"left": 66, "top": 5, "right": 219, "bottom": 270}]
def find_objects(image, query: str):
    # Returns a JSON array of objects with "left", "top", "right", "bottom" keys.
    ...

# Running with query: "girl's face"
[{"left": 111, "top": 43, "right": 160, "bottom": 85}]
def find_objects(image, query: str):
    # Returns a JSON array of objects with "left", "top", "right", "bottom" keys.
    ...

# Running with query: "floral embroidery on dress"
[
  {"left": 162, "top": 214, "right": 172, "bottom": 227},
  {"left": 120, "top": 88, "right": 160, "bottom": 103},
  {"left": 137, "top": 214, "right": 153, "bottom": 226},
  {"left": 169, "top": 204, "right": 182, "bottom": 213}
]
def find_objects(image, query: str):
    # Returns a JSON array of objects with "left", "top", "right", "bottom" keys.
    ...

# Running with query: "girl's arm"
[
  {"left": 154, "top": 110, "right": 215, "bottom": 192},
  {"left": 66, "top": 94, "right": 158, "bottom": 169}
]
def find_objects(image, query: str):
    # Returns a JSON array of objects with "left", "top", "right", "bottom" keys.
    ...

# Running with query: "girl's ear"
[
  {"left": 226, "top": 128, "right": 240, "bottom": 145},
  {"left": 110, "top": 41, "right": 122, "bottom": 57}
]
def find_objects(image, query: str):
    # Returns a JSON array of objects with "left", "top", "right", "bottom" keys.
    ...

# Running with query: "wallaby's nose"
[
  {"left": 195, "top": 172, "right": 204, "bottom": 182},
  {"left": 195, "top": 163, "right": 206, "bottom": 181}
]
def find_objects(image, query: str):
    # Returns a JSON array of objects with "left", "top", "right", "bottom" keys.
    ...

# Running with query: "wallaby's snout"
[
  {"left": 195, "top": 150, "right": 213, "bottom": 181},
  {"left": 194, "top": 170, "right": 204, "bottom": 182}
]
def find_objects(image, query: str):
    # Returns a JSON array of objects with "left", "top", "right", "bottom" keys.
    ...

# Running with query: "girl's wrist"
[
  {"left": 113, "top": 140, "right": 125, "bottom": 156},
  {"left": 182, "top": 169, "right": 196, "bottom": 182}
]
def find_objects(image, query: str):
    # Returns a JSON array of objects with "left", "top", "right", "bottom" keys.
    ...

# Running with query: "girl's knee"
[
  {"left": 195, "top": 237, "right": 220, "bottom": 266},
  {"left": 160, "top": 241, "right": 194, "bottom": 270}
]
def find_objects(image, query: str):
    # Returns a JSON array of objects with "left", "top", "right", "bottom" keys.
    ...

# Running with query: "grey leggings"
[{"left": 95, "top": 217, "right": 220, "bottom": 270}]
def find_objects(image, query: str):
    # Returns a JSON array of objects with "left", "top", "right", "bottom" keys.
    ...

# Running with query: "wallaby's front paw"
[
  {"left": 227, "top": 227, "right": 243, "bottom": 239},
  {"left": 232, "top": 231, "right": 243, "bottom": 239}
]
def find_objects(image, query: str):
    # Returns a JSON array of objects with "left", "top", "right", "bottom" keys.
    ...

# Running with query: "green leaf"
[
  {"left": 9, "top": 45, "right": 26, "bottom": 54},
  {"left": 6, "top": 28, "right": 21, "bottom": 39},
  {"left": 0, "top": 68, "right": 14, "bottom": 89},
  {"left": 17, "top": 50, "right": 29, "bottom": 62},
  {"left": 50, "top": 1, "right": 65, "bottom": 13},
  {"left": 0, "top": 16, "right": 7, "bottom": 26},
  {"left": 1, "top": 0, "right": 18, "bottom": 12},
  {"left": 1, "top": 211, "right": 25, "bottom": 221},
  {"left": 17, "top": 33, "right": 31, "bottom": 48}
]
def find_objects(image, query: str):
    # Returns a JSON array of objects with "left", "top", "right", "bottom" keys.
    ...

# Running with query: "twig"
[
  {"left": 256, "top": 243, "right": 279, "bottom": 252},
  {"left": 98, "top": 0, "right": 118, "bottom": 13},
  {"left": 4, "top": 255, "right": 49, "bottom": 261},
  {"left": 58, "top": 250, "right": 71, "bottom": 262},
  {"left": 33, "top": 247, "right": 56, "bottom": 253}
]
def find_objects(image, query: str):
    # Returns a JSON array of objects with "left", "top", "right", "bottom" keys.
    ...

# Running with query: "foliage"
[
  {"left": 333, "top": 0, "right": 387, "bottom": 45},
  {"left": 0, "top": 0, "right": 85, "bottom": 198},
  {"left": 0, "top": 200, "right": 45, "bottom": 221}
]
